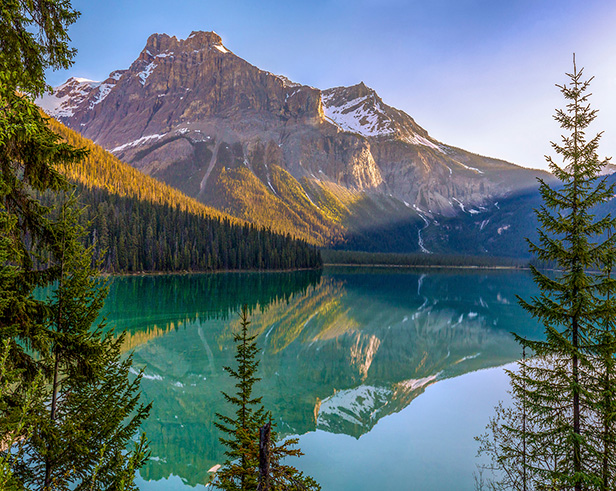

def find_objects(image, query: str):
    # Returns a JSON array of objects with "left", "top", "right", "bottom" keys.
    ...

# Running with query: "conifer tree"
[
  {"left": 20, "top": 195, "right": 151, "bottom": 490},
  {"left": 589, "top": 233, "right": 616, "bottom": 490},
  {"left": 1, "top": 1, "right": 151, "bottom": 488},
  {"left": 214, "top": 306, "right": 320, "bottom": 491},
  {"left": 215, "top": 306, "right": 265, "bottom": 490},
  {"left": 478, "top": 57, "right": 616, "bottom": 490},
  {"left": 0, "top": 341, "right": 43, "bottom": 491}
]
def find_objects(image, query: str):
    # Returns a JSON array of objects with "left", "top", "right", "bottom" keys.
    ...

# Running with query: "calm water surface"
[{"left": 101, "top": 267, "right": 543, "bottom": 491}]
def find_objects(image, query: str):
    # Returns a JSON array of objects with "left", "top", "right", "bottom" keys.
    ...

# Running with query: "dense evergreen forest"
[
  {"left": 43, "top": 185, "right": 322, "bottom": 273},
  {"left": 46, "top": 119, "right": 322, "bottom": 273}
]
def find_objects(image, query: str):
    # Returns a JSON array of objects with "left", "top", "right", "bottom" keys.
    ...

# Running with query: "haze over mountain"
[{"left": 40, "top": 31, "right": 554, "bottom": 254}]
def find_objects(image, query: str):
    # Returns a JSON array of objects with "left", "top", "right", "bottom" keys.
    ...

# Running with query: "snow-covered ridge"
[
  {"left": 317, "top": 375, "right": 439, "bottom": 431},
  {"left": 317, "top": 385, "right": 391, "bottom": 428},
  {"left": 37, "top": 71, "right": 124, "bottom": 117},
  {"left": 322, "top": 92, "right": 395, "bottom": 138},
  {"left": 37, "top": 77, "right": 100, "bottom": 118},
  {"left": 600, "top": 164, "right": 616, "bottom": 176},
  {"left": 322, "top": 87, "right": 446, "bottom": 155}
]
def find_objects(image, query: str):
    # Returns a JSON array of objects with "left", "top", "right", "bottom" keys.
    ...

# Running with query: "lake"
[{"left": 100, "top": 267, "right": 543, "bottom": 490}]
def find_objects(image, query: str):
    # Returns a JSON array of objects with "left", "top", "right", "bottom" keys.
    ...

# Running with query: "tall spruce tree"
[
  {"left": 23, "top": 195, "right": 151, "bottom": 490},
  {"left": 591, "top": 234, "right": 616, "bottom": 491},
  {"left": 214, "top": 306, "right": 320, "bottom": 491},
  {"left": 1, "top": 1, "right": 151, "bottom": 488},
  {"left": 0, "top": 340, "right": 43, "bottom": 490},
  {"left": 477, "top": 57, "right": 616, "bottom": 490}
]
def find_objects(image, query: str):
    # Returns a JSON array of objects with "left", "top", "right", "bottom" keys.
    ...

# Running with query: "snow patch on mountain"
[
  {"left": 129, "top": 367, "right": 163, "bottom": 381},
  {"left": 395, "top": 374, "right": 438, "bottom": 392},
  {"left": 138, "top": 62, "right": 157, "bottom": 85},
  {"left": 452, "top": 197, "right": 466, "bottom": 212},
  {"left": 453, "top": 159, "right": 484, "bottom": 174},
  {"left": 111, "top": 133, "right": 167, "bottom": 153},
  {"left": 38, "top": 93, "right": 78, "bottom": 118},
  {"left": 497, "top": 224, "right": 510, "bottom": 235},
  {"left": 90, "top": 83, "right": 114, "bottom": 107},
  {"left": 404, "top": 134, "right": 445, "bottom": 153}
]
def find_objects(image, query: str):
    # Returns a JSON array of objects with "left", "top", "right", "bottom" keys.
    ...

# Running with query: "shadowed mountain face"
[
  {"left": 101, "top": 269, "right": 543, "bottom": 486},
  {"left": 40, "top": 31, "right": 552, "bottom": 252},
  {"left": 420, "top": 172, "right": 616, "bottom": 258}
]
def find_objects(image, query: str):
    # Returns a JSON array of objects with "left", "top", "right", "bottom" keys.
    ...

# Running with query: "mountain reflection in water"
[{"left": 101, "top": 268, "right": 542, "bottom": 487}]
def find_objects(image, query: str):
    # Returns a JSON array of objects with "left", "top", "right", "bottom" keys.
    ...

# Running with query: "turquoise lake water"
[{"left": 99, "top": 267, "right": 543, "bottom": 490}]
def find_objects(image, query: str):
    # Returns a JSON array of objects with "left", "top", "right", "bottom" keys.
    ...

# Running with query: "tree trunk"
[
  {"left": 257, "top": 422, "right": 271, "bottom": 491},
  {"left": 573, "top": 316, "right": 581, "bottom": 491}
]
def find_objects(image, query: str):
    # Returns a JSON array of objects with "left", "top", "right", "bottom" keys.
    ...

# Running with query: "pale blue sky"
[{"left": 48, "top": 0, "right": 616, "bottom": 170}]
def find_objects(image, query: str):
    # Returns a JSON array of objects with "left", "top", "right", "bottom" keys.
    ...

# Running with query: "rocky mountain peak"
[
  {"left": 143, "top": 32, "right": 175, "bottom": 55},
  {"left": 141, "top": 31, "right": 228, "bottom": 59},
  {"left": 342, "top": 81, "right": 374, "bottom": 99},
  {"left": 322, "top": 82, "right": 400, "bottom": 139},
  {"left": 185, "top": 30, "right": 225, "bottom": 49},
  {"left": 322, "top": 82, "right": 439, "bottom": 149}
]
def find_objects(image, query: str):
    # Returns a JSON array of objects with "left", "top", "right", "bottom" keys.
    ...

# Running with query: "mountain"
[{"left": 39, "top": 31, "right": 552, "bottom": 254}]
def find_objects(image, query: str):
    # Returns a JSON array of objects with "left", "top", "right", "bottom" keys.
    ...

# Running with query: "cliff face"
[{"left": 40, "top": 30, "right": 550, "bottom": 251}]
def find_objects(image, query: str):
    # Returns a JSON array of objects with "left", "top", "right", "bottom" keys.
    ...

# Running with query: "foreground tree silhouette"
[
  {"left": 477, "top": 57, "right": 616, "bottom": 490},
  {"left": 214, "top": 306, "right": 320, "bottom": 490}
]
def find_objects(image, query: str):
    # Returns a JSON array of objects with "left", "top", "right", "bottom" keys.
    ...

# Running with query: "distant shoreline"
[
  {"left": 320, "top": 249, "right": 529, "bottom": 270},
  {"left": 323, "top": 263, "right": 527, "bottom": 271}
]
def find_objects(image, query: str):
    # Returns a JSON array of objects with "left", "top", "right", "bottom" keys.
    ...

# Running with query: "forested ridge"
[{"left": 46, "top": 118, "right": 322, "bottom": 272}]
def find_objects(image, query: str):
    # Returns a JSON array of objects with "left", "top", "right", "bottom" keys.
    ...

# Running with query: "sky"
[{"left": 47, "top": 0, "right": 616, "bottom": 171}]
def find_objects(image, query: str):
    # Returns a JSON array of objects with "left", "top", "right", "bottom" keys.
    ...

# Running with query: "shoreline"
[
  {"left": 100, "top": 263, "right": 533, "bottom": 278},
  {"left": 100, "top": 267, "right": 323, "bottom": 278}
]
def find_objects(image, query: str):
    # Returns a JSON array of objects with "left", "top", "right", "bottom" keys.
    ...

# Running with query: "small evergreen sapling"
[{"left": 214, "top": 306, "right": 320, "bottom": 491}]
